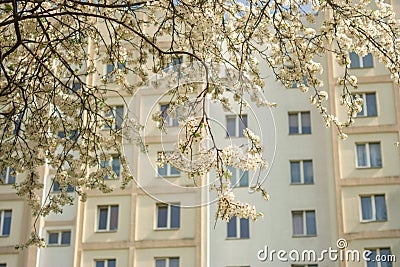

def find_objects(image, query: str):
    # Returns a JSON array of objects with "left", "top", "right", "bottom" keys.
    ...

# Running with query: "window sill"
[
  {"left": 360, "top": 219, "right": 387, "bottom": 224},
  {"left": 157, "top": 175, "right": 181, "bottom": 178},
  {"left": 154, "top": 227, "right": 180, "bottom": 231},
  {"left": 349, "top": 66, "right": 374, "bottom": 70},
  {"left": 356, "top": 166, "right": 382, "bottom": 169},
  {"left": 46, "top": 244, "right": 71, "bottom": 247},
  {"left": 225, "top": 136, "right": 246, "bottom": 139},
  {"left": 290, "top": 182, "right": 314, "bottom": 185},
  {"left": 355, "top": 115, "right": 378, "bottom": 118},
  {"left": 95, "top": 230, "right": 118, "bottom": 233},
  {"left": 225, "top": 237, "right": 250, "bottom": 240},
  {"left": 292, "top": 234, "right": 317, "bottom": 238},
  {"left": 0, "top": 235, "right": 10, "bottom": 238},
  {"left": 288, "top": 133, "right": 312, "bottom": 136}
]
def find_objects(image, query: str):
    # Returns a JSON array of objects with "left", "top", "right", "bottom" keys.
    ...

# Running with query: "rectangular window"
[
  {"left": 104, "top": 105, "right": 124, "bottom": 129},
  {"left": 47, "top": 230, "right": 71, "bottom": 246},
  {"left": 356, "top": 142, "right": 382, "bottom": 168},
  {"left": 100, "top": 156, "right": 121, "bottom": 179},
  {"left": 356, "top": 92, "right": 377, "bottom": 117},
  {"left": 289, "top": 112, "right": 311, "bottom": 134},
  {"left": 227, "top": 166, "right": 249, "bottom": 187},
  {"left": 165, "top": 56, "right": 183, "bottom": 71},
  {"left": 156, "top": 203, "right": 180, "bottom": 229},
  {"left": 226, "top": 114, "right": 248, "bottom": 137},
  {"left": 97, "top": 205, "right": 119, "bottom": 231},
  {"left": 290, "top": 160, "right": 313, "bottom": 184},
  {"left": 360, "top": 195, "right": 387, "bottom": 222},
  {"left": 157, "top": 152, "right": 180, "bottom": 177},
  {"left": 53, "top": 181, "right": 74, "bottom": 192},
  {"left": 155, "top": 257, "right": 180, "bottom": 267},
  {"left": 160, "top": 104, "right": 179, "bottom": 127},
  {"left": 349, "top": 52, "right": 374, "bottom": 68},
  {"left": 0, "top": 167, "right": 16, "bottom": 184},
  {"left": 227, "top": 216, "right": 250, "bottom": 239},
  {"left": 0, "top": 264, "right": 6, "bottom": 267},
  {"left": 95, "top": 259, "right": 116, "bottom": 267},
  {"left": 0, "top": 210, "right": 12, "bottom": 236},
  {"left": 365, "top": 248, "right": 394, "bottom": 267},
  {"left": 292, "top": 210, "right": 316, "bottom": 236}
]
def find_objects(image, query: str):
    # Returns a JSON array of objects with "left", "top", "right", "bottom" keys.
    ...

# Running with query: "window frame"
[
  {"left": 355, "top": 92, "right": 378, "bottom": 117},
  {"left": 160, "top": 104, "right": 179, "bottom": 127},
  {"left": 97, "top": 205, "right": 119, "bottom": 232},
  {"left": 355, "top": 142, "right": 382, "bottom": 168},
  {"left": 364, "top": 247, "right": 393, "bottom": 267},
  {"left": 0, "top": 209, "right": 12, "bottom": 237},
  {"left": 349, "top": 52, "right": 374, "bottom": 69},
  {"left": 226, "top": 216, "right": 250, "bottom": 239},
  {"left": 290, "top": 160, "right": 314, "bottom": 185},
  {"left": 95, "top": 258, "right": 116, "bottom": 267},
  {"left": 288, "top": 111, "right": 311, "bottom": 135},
  {"left": 47, "top": 230, "right": 72, "bottom": 246},
  {"left": 100, "top": 156, "right": 121, "bottom": 179},
  {"left": 227, "top": 166, "right": 249, "bottom": 187},
  {"left": 103, "top": 105, "right": 124, "bottom": 130},
  {"left": 291, "top": 210, "right": 317, "bottom": 237},
  {"left": 360, "top": 194, "right": 388, "bottom": 223},
  {"left": 155, "top": 203, "right": 180, "bottom": 230},
  {"left": 155, "top": 257, "right": 180, "bottom": 267},
  {"left": 0, "top": 167, "right": 16, "bottom": 185},
  {"left": 52, "top": 181, "right": 74, "bottom": 193},
  {"left": 226, "top": 114, "right": 248, "bottom": 138},
  {"left": 157, "top": 152, "right": 180, "bottom": 177}
]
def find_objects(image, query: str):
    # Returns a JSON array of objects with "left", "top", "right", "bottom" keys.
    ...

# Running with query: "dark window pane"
[
  {"left": 53, "top": 181, "right": 60, "bottom": 192},
  {"left": 301, "top": 112, "right": 311, "bottom": 134},
  {"left": 108, "top": 259, "right": 116, "bottom": 267},
  {"left": 239, "top": 170, "right": 249, "bottom": 187},
  {"left": 227, "top": 216, "right": 237, "bottom": 238},
  {"left": 155, "top": 259, "right": 166, "bottom": 267},
  {"left": 305, "top": 211, "right": 316, "bottom": 235},
  {"left": 292, "top": 211, "right": 303, "bottom": 235},
  {"left": 380, "top": 248, "right": 393, "bottom": 267},
  {"left": 374, "top": 195, "right": 387, "bottom": 221},
  {"left": 110, "top": 206, "right": 119, "bottom": 230},
  {"left": 357, "top": 94, "right": 365, "bottom": 117},
  {"left": 157, "top": 205, "right": 168, "bottom": 228},
  {"left": 48, "top": 232, "right": 59, "bottom": 244},
  {"left": 98, "top": 207, "right": 108, "bottom": 230},
  {"left": 61, "top": 231, "right": 71, "bottom": 245},
  {"left": 362, "top": 53, "right": 374, "bottom": 68},
  {"left": 349, "top": 52, "right": 360, "bottom": 68},
  {"left": 290, "top": 162, "right": 301, "bottom": 183},
  {"left": 365, "top": 93, "right": 377, "bottom": 116},
  {"left": 361, "top": 196, "right": 373, "bottom": 220},
  {"left": 170, "top": 165, "right": 180, "bottom": 176},
  {"left": 369, "top": 143, "right": 382, "bottom": 168},
  {"left": 112, "top": 157, "right": 121, "bottom": 177},
  {"left": 240, "top": 218, "right": 249, "bottom": 238},
  {"left": 169, "top": 258, "right": 180, "bottom": 267},
  {"left": 170, "top": 205, "right": 180, "bottom": 228},
  {"left": 366, "top": 249, "right": 378, "bottom": 267},
  {"left": 2, "top": 210, "right": 11, "bottom": 236},
  {"left": 96, "top": 261, "right": 105, "bottom": 267},
  {"left": 117, "top": 61, "right": 126, "bottom": 69},
  {"left": 72, "top": 82, "right": 81, "bottom": 92},
  {"left": 66, "top": 184, "right": 74, "bottom": 192},
  {"left": 356, "top": 144, "right": 367, "bottom": 167},
  {"left": 226, "top": 117, "right": 236, "bottom": 137},
  {"left": 115, "top": 106, "right": 124, "bottom": 129},
  {"left": 158, "top": 165, "right": 167, "bottom": 176},
  {"left": 289, "top": 114, "right": 299, "bottom": 134},
  {"left": 106, "top": 64, "right": 114, "bottom": 75},
  {"left": 303, "top": 160, "right": 314, "bottom": 184},
  {"left": 238, "top": 115, "right": 247, "bottom": 137}
]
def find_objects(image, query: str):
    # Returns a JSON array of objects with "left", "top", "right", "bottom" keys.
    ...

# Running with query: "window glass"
[
  {"left": 363, "top": 53, "right": 374, "bottom": 68},
  {"left": 361, "top": 196, "right": 373, "bottom": 220},
  {"left": 112, "top": 157, "right": 121, "bottom": 177},
  {"left": 108, "top": 259, "right": 116, "bottom": 267},
  {"left": 290, "top": 162, "right": 301, "bottom": 183},
  {"left": 169, "top": 258, "right": 180, "bottom": 267},
  {"left": 292, "top": 211, "right": 303, "bottom": 235},
  {"left": 156, "top": 259, "right": 166, "bottom": 267},
  {"left": 356, "top": 144, "right": 367, "bottom": 167},
  {"left": 109, "top": 206, "right": 119, "bottom": 230},
  {"left": 157, "top": 205, "right": 168, "bottom": 228},
  {"left": 303, "top": 160, "right": 313, "bottom": 184},
  {"left": 305, "top": 211, "right": 316, "bottom": 235},
  {"left": 61, "top": 231, "right": 71, "bottom": 245},
  {"left": 226, "top": 116, "right": 236, "bottom": 137},
  {"left": 239, "top": 170, "right": 249, "bottom": 187},
  {"left": 2, "top": 210, "right": 11, "bottom": 236},
  {"left": 369, "top": 143, "right": 382, "bottom": 167},
  {"left": 170, "top": 205, "right": 180, "bottom": 228},
  {"left": 238, "top": 114, "right": 248, "bottom": 137},
  {"left": 374, "top": 195, "right": 387, "bottom": 221},
  {"left": 289, "top": 114, "right": 299, "bottom": 134},
  {"left": 301, "top": 112, "right": 311, "bottom": 134},
  {"left": 48, "top": 232, "right": 59, "bottom": 244},
  {"left": 98, "top": 207, "right": 108, "bottom": 230},
  {"left": 366, "top": 93, "right": 377, "bottom": 116},
  {"left": 240, "top": 218, "right": 249, "bottom": 238},
  {"left": 349, "top": 52, "right": 360, "bottom": 68},
  {"left": 227, "top": 216, "right": 237, "bottom": 238}
]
